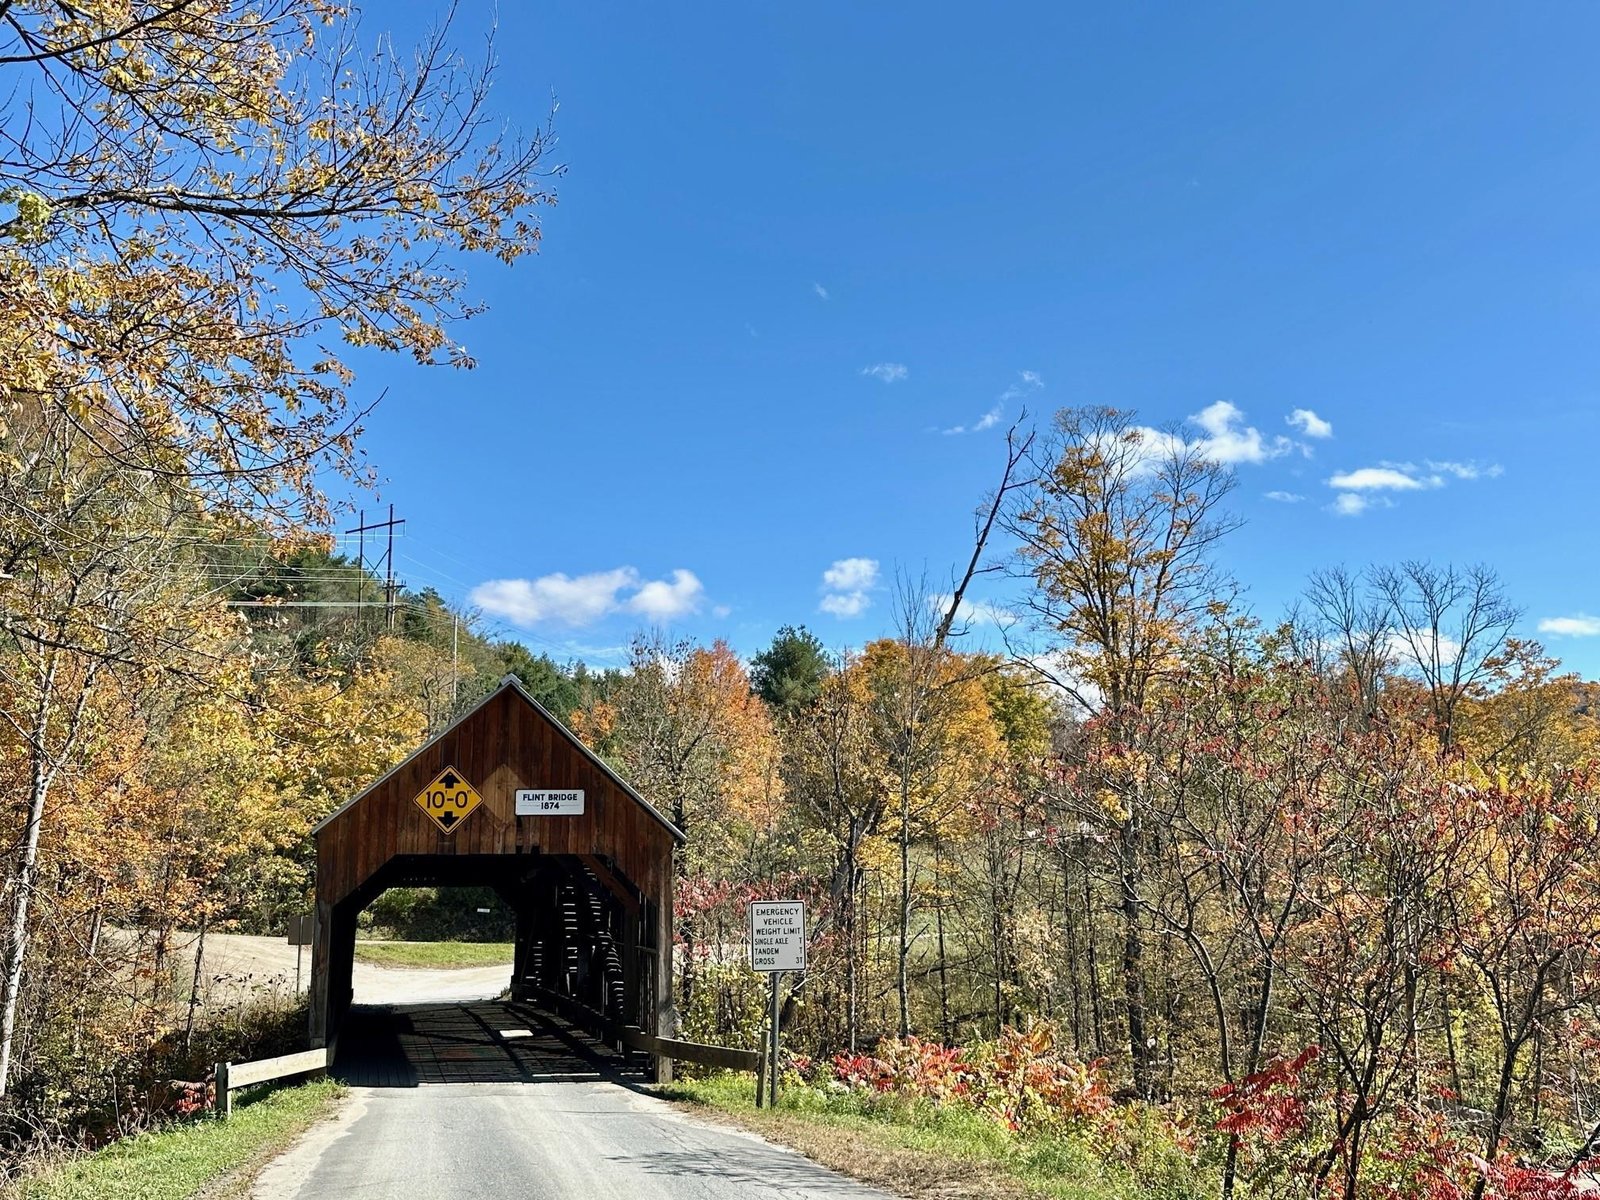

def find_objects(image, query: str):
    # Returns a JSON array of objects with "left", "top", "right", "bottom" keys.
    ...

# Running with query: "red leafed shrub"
[
  {"left": 1475, "top": 1156, "right": 1596, "bottom": 1200},
  {"left": 830, "top": 1052, "right": 891, "bottom": 1091},
  {"left": 1211, "top": 1045, "right": 1319, "bottom": 1147},
  {"left": 967, "top": 1022, "right": 1113, "bottom": 1135},
  {"left": 830, "top": 1037, "right": 970, "bottom": 1101}
]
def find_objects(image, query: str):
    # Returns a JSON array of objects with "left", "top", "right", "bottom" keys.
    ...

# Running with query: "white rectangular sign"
[
  {"left": 516, "top": 788, "right": 585, "bottom": 816},
  {"left": 749, "top": 900, "right": 806, "bottom": 973}
]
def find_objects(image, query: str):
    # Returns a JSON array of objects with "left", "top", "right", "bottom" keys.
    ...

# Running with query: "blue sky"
[{"left": 341, "top": 2, "right": 1600, "bottom": 674}]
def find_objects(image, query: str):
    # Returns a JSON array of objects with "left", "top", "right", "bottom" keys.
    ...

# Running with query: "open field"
[
  {"left": 177, "top": 933, "right": 512, "bottom": 1007},
  {"left": 351, "top": 941, "right": 514, "bottom": 970}
]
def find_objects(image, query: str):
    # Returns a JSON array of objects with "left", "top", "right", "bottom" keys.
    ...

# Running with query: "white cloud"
[
  {"left": 822, "top": 557, "right": 879, "bottom": 591},
  {"left": 819, "top": 591, "right": 871, "bottom": 618},
  {"left": 712, "top": 604, "right": 733, "bottom": 619},
  {"left": 1119, "top": 402, "right": 1292, "bottom": 473},
  {"left": 1330, "top": 492, "right": 1372, "bottom": 517},
  {"left": 1265, "top": 490, "right": 1306, "bottom": 503},
  {"left": 1190, "top": 401, "right": 1295, "bottom": 465},
  {"left": 861, "top": 362, "right": 908, "bottom": 383},
  {"left": 471, "top": 566, "right": 704, "bottom": 628},
  {"left": 626, "top": 569, "right": 705, "bottom": 619},
  {"left": 1019, "top": 370, "right": 1043, "bottom": 387},
  {"left": 1328, "top": 466, "right": 1430, "bottom": 491},
  {"left": 1287, "top": 408, "right": 1333, "bottom": 439},
  {"left": 820, "top": 557, "right": 880, "bottom": 619},
  {"left": 1382, "top": 629, "right": 1463, "bottom": 669},
  {"left": 1322, "top": 458, "right": 1499, "bottom": 515},
  {"left": 930, "top": 593, "right": 1012, "bottom": 626},
  {"left": 1538, "top": 614, "right": 1600, "bottom": 637},
  {"left": 813, "top": 282, "right": 830, "bottom": 300}
]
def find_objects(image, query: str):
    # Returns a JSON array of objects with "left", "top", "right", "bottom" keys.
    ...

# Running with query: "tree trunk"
[
  {"left": 1084, "top": 866, "right": 1105, "bottom": 1054},
  {"left": 184, "top": 912, "right": 209, "bottom": 1052},
  {"left": 1119, "top": 812, "right": 1152, "bottom": 1098},
  {"left": 0, "top": 666, "right": 62, "bottom": 1099},
  {"left": 897, "top": 775, "right": 911, "bottom": 1039}
]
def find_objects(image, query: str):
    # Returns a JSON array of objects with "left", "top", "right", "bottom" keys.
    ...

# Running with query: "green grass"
[
  {"left": 660, "top": 1073, "right": 1208, "bottom": 1200},
  {"left": 352, "top": 940, "right": 513, "bottom": 969},
  {"left": 8, "top": 1079, "right": 344, "bottom": 1200}
]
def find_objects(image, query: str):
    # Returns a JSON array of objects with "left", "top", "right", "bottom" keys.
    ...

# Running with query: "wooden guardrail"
[
  {"left": 528, "top": 986, "right": 761, "bottom": 1073},
  {"left": 213, "top": 1048, "right": 330, "bottom": 1117}
]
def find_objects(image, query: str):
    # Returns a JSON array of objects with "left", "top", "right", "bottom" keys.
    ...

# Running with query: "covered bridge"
[{"left": 307, "top": 675, "right": 683, "bottom": 1075}]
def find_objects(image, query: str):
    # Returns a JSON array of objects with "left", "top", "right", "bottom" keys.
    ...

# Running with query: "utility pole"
[{"left": 344, "top": 506, "right": 405, "bottom": 633}]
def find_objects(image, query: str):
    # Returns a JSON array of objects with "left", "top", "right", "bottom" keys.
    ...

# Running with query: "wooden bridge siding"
[
  {"left": 309, "top": 685, "right": 678, "bottom": 1071},
  {"left": 314, "top": 688, "right": 674, "bottom": 912}
]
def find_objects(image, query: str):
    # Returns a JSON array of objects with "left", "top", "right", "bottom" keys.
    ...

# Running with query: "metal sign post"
[{"left": 748, "top": 901, "right": 806, "bottom": 1109}]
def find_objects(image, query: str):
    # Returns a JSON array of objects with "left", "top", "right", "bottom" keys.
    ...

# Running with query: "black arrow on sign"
[
  {"left": 439, "top": 811, "right": 457, "bottom": 829},
  {"left": 441, "top": 772, "right": 459, "bottom": 789}
]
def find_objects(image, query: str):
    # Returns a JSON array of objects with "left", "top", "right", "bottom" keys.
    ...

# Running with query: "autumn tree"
[
  {"left": 859, "top": 623, "right": 1000, "bottom": 1038},
  {"left": 779, "top": 651, "right": 880, "bottom": 1049},
  {"left": 1, "top": 0, "right": 556, "bottom": 528},
  {"left": 1371, "top": 562, "right": 1519, "bottom": 755},
  {"left": 572, "top": 635, "right": 778, "bottom": 1025},
  {"left": 1003, "top": 405, "right": 1237, "bottom": 1098}
]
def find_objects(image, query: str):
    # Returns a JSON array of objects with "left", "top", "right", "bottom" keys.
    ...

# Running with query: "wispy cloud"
[
  {"left": 944, "top": 403, "right": 1003, "bottom": 436},
  {"left": 820, "top": 557, "right": 880, "bottom": 618},
  {"left": 1538, "top": 614, "right": 1600, "bottom": 637},
  {"left": 861, "top": 362, "right": 908, "bottom": 384},
  {"left": 813, "top": 282, "right": 830, "bottom": 300},
  {"left": 999, "top": 370, "right": 1046, "bottom": 403},
  {"left": 471, "top": 567, "right": 705, "bottom": 628},
  {"left": 1324, "top": 457, "right": 1500, "bottom": 515},
  {"left": 1427, "top": 459, "right": 1504, "bottom": 481},
  {"left": 1265, "top": 490, "right": 1306, "bottom": 503},
  {"left": 943, "top": 370, "right": 1041, "bottom": 435},
  {"left": 1287, "top": 408, "right": 1333, "bottom": 439}
]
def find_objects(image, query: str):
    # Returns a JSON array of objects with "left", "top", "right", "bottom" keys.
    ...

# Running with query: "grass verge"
[
  {"left": 352, "top": 940, "right": 513, "bottom": 969},
  {"left": 6, "top": 1078, "right": 343, "bottom": 1200},
  {"left": 657, "top": 1073, "right": 1206, "bottom": 1200}
]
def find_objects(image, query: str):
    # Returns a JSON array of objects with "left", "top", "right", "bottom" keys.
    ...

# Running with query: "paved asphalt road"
[{"left": 253, "top": 1002, "right": 892, "bottom": 1200}]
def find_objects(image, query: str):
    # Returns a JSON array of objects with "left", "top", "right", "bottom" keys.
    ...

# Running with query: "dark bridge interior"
[
  {"left": 333, "top": 999, "right": 645, "bottom": 1087},
  {"left": 320, "top": 853, "right": 662, "bottom": 1054}
]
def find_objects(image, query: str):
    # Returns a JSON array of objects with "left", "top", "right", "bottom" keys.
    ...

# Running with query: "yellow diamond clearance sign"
[{"left": 413, "top": 766, "right": 483, "bottom": 835}]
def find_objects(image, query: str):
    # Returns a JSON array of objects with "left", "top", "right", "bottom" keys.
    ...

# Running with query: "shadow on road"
[
  {"left": 605, "top": 1148, "right": 879, "bottom": 1197},
  {"left": 334, "top": 1000, "right": 642, "bottom": 1087}
]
